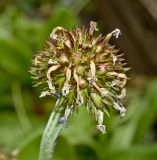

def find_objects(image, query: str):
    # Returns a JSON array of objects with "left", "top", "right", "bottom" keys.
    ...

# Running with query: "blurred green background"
[{"left": 0, "top": 0, "right": 157, "bottom": 160}]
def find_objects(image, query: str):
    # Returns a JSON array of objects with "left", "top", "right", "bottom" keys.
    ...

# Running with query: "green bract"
[{"left": 30, "top": 21, "right": 129, "bottom": 133}]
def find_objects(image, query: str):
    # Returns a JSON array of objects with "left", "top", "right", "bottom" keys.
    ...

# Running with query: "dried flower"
[{"left": 30, "top": 21, "right": 129, "bottom": 133}]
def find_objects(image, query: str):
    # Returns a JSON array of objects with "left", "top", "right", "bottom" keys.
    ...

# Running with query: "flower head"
[{"left": 30, "top": 21, "right": 129, "bottom": 133}]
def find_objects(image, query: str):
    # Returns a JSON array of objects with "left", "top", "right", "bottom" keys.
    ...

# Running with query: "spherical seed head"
[{"left": 30, "top": 21, "right": 129, "bottom": 133}]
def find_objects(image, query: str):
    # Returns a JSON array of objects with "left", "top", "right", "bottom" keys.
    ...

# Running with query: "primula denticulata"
[{"left": 30, "top": 21, "right": 129, "bottom": 134}]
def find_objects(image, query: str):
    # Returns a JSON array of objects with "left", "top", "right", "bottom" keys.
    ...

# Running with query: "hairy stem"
[{"left": 39, "top": 105, "right": 64, "bottom": 160}]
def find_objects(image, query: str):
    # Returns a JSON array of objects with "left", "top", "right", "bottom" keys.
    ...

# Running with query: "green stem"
[{"left": 39, "top": 105, "right": 64, "bottom": 160}]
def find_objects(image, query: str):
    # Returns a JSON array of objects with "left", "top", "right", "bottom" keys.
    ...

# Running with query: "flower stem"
[{"left": 39, "top": 104, "right": 64, "bottom": 160}]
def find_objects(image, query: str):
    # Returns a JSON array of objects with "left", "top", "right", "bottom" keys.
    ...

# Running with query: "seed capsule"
[
  {"left": 60, "top": 54, "right": 69, "bottom": 64},
  {"left": 79, "top": 78, "right": 87, "bottom": 89}
]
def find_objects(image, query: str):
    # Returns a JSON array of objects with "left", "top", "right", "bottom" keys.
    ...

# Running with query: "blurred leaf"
[
  {"left": 0, "top": 38, "right": 32, "bottom": 81},
  {"left": 18, "top": 134, "right": 40, "bottom": 160},
  {"left": 18, "top": 133, "right": 77, "bottom": 160},
  {"left": 0, "top": 113, "right": 23, "bottom": 147},
  {"left": 105, "top": 144, "right": 157, "bottom": 160},
  {"left": 62, "top": 107, "right": 95, "bottom": 145},
  {"left": 53, "top": 136, "right": 77, "bottom": 160},
  {"left": 74, "top": 144, "right": 98, "bottom": 160},
  {"left": 42, "top": 5, "right": 79, "bottom": 39},
  {"left": 134, "top": 79, "right": 157, "bottom": 143}
]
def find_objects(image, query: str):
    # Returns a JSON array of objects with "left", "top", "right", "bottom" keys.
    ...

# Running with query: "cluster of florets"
[{"left": 30, "top": 21, "right": 129, "bottom": 133}]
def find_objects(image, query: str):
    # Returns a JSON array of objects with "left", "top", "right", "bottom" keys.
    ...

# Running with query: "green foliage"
[{"left": 0, "top": 1, "right": 157, "bottom": 160}]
